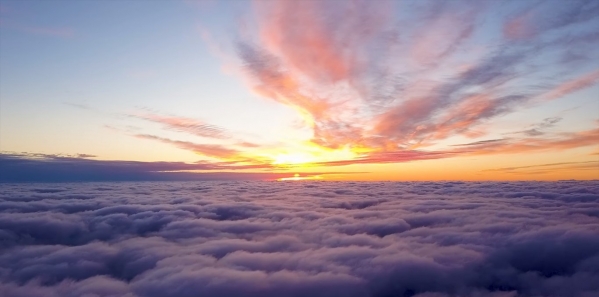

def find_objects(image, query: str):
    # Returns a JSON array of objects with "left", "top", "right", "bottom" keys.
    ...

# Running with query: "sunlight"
[
  {"left": 272, "top": 152, "right": 316, "bottom": 165},
  {"left": 269, "top": 144, "right": 362, "bottom": 166},
  {"left": 278, "top": 173, "right": 323, "bottom": 181}
]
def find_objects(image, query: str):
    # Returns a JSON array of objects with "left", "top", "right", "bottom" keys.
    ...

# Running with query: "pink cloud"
[
  {"left": 227, "top": 0, "right": 599, "bottom": 161},
  {"left": 254, "top": 0, "right": 391, "bottom": 84},
  {"left": 456, "top": 127, "right": 599, "bottom": 155},
  {"left": 135, "top": 134, "right": 240, "bottom": 159},
  {"left": 503, "top": 11, "right": 534, "bottom": 40},
  {"left": 503, "top": 1, "right": 599, "bottom": 41},
  {"left": 543, "top": 70, "right": 599, "bottom": 101}
]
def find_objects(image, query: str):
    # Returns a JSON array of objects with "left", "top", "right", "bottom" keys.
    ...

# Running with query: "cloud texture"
[
  {"left": 223, "top": 0, "right": 599, "bottom": 163},
  {"left": 1, "top": 181, "right": 599, "bottom": 296},
  {"left": 88, "top": 0, "right": 599, "bottom": 170}
]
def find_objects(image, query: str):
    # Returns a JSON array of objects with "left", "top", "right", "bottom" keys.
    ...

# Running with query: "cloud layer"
[{"left": 1, "top": 181, "right": 598, "bottom": 296}]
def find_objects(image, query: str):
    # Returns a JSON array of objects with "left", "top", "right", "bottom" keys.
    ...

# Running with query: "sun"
[{"left": 278, "top": 173, "right": 322, "bottom": 181}]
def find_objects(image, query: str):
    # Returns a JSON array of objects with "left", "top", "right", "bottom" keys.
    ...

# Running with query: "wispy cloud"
[
  {"left": 484, "top": 161, "right": 599, "bottom": 175},
  {"left": 542, "top": 70, "right": 599, "bottom": 101},
  {"left": 135, "top": 134, "right": 240, "bottom": 160},
  {"left": 503, "top": 0, "right": 599, "bottom": 40},
  {"left": 63, "top": 102, "right": 92, "bottom": 110},
  {"left": 127, "top": 113, "right": 269, "bottom": 163},
  {"left": 315, "top": 150, "right": 455, "bottom": 167},
  {"left": 3, "top": 0, "right": 596, "bottom": 181},
  {"left": 98, "top": 0, "right": 599, "bottom": 170},
  {"left": 133, "top": 114, "right": 229, "bottom": 139},
  {"left": 506, "top": 116, "right": 562, "bottom": 137},
  {"left": 456, "top": 126, "right": 599, "bottom": 155},
  {"left": 230, "top": 0, "right": 599, "bottom": 159}
]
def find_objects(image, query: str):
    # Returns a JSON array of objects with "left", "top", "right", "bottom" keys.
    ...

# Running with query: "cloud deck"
[{"left": 1, "top": 181, "right": 598, "bottom": 296}]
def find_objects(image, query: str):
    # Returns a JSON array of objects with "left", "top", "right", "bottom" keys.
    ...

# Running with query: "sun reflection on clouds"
[{"left": 278, "top": 173, "right": 323, "bottom": 181}]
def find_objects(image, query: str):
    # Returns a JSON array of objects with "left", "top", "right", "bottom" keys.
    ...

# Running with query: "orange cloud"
[
  {"left": 135, "top": 134, "right": 240, "bottom": 160},
  {"left": 456, "top": 127, "right": 599, "bottom": 155},
  {"left": 117, "top": 1, "right": 598, "bottom": 173},
  {"left": 224, "top": 0, "right": 599, "bottom": 167},
  {"left": 237, "top": 43, "right": 332, "bottom": 124},
  {"left": 484, "top": 161, "right": 599, "bottom": 175},
  {"left": 315, "top": 150, "right": 455, "bottom": 167}
]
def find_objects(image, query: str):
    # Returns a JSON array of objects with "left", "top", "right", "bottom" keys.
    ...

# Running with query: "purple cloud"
[{"left": 0, "top": 181, "right": 598, "bottom": 296}]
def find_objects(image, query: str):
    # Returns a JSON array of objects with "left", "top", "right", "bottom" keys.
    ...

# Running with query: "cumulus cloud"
[{"left": 0, "top": 181, "right": 598, "bottom": 296}]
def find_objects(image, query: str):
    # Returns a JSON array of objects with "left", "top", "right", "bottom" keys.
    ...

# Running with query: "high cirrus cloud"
[
  {"left": 134, "top": 134, "right": 242, "bottom": 160},
  {"left": 234, "top": 0, "right": 599, "bottom": 153},
  {"left": 119, "top": 0, "right": 599, "bottom": 169},
  {"left": 484, "top": 161, "right": 599, "bottom": 175},
  {"left": 454, "top": 126, "right": 599, "bottom": 155},
  {"left": 0, "top": 181, "right": 598, "bottom": 296},
  {"left": 133, "top": 114, "right": 230, "bottom": 139}
]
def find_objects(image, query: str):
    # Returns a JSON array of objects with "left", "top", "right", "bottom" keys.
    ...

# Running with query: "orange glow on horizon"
[
  {"left": 278, "top": 173, "right": 323, "bottom": 181},
  {"left": 266, "top": 143, "right": 363, "bottom": 167}
]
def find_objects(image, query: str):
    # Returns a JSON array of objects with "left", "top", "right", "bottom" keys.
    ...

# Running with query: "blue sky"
[{"left": 0, "top": 1, "right": 289, "bottom": 161}]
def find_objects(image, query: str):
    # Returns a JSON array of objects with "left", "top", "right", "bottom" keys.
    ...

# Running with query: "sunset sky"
[{"left": 1, "top": 0, "right": 598, "bottom": 181}]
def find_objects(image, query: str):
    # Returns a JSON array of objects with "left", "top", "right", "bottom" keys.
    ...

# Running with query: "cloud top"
[{"left": 1, "top": 181, "right": 598, "bottom": 296}]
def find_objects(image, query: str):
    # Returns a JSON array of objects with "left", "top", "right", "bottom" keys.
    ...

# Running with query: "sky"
[{"left": 0, "top": 0, "right": 598, "bottom": 181}]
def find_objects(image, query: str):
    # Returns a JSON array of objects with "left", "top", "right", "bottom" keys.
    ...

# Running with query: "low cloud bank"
[
  {"left": 1, "top": 181, "right": 598, "bottom": 296},
  {"left": 0, "top": 153, "right": 353, "bottom": 182}
]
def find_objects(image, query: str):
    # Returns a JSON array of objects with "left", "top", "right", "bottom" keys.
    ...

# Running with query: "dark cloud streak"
[{"left": 0, "top": 153, "right": 355, "bottom": 182}]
